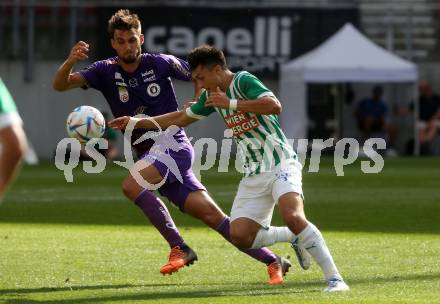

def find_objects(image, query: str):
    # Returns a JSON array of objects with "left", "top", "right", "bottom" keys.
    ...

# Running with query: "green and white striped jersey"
[
  {"left": 186, "top": 71, "right": 297, "bottom": 176},
  {"left": 0, "top": 78, "right": 17, "bottom": 114}
]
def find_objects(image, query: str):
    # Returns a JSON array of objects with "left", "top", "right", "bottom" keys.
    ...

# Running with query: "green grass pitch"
[{"left": 0, "top": 158, "right": 439, "bottom": 303}]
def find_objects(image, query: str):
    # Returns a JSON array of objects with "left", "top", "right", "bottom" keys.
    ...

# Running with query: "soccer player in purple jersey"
[{"left": 52, "top": 9, "right": 292, "bottom": 284}]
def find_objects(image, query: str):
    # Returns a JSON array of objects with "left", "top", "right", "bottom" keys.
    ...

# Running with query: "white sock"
[
  {"left": 251, "top": 226, "right": 295, "bottom": 249},
  {"left": 297, "top": 222, "right": 341, "bottom": 281}
]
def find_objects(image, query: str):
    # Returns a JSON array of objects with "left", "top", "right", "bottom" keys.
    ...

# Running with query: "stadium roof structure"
[{"left": 279, "top": 23, "right": 418, "bottom": 145}]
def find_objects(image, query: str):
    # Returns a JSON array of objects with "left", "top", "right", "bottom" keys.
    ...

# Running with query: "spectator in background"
[
  {"left": 417, "top": 80, "right": 440, "bottom": 150},
  {"left": 356, "top": 86, "right": 393, "bottom": 143},
  {"left": 400, "top": 80, "right": 440, "bottom": 154}
]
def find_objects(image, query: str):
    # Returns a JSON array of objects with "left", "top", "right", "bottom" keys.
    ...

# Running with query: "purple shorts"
[{"left": 139, "top": 144, "right": 205, "bottom": 211}]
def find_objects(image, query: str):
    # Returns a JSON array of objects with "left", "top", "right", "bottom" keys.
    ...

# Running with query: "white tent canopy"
[{"left": 279, "top": 23, "right": 418, "bottom": 140}]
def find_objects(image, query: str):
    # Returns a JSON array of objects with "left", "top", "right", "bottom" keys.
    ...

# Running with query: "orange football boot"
[
  {"left": 267, "top": 256, "right": 292, "bottom": 285},
  {"left": 160, "top": 245, "right": 198, "bottom": 275}
]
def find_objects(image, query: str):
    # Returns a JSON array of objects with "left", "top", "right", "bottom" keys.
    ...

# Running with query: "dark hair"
[
  {"left": 187, "top": 45, "right": 227, "bottom": 71},
  {"left": 107, "top": 9, "right": 141, "bottom": 38}
]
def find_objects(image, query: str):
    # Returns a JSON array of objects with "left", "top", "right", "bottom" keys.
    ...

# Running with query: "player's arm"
[
  {"left": 181, "top": 79, "right": 203, "bottom": 110},
  {"left": 108, "top": 110, "right": 198, "bottom": 130},
  {"left": 110, "top": 91, "right": 214, "bottom": 130},
  {"left": 160, "top": 54, "right": 192, "bottom": 81},
  {"left": 232, "top": 96, "right": 281, "bottom": 114},
  {"left": 205, "top": 86, "right": 281, "bottom": 115},
  {"left": 53, "top": 41, "right": 89, "bottom": 91}
]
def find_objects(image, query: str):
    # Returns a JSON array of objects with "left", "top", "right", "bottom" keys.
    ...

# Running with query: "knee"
[
  {"left": 283, "top": 210, "right": 306, "bottom": 228},
  {"left": 279, "top": 194, "right": 307, "bottom": 228}
]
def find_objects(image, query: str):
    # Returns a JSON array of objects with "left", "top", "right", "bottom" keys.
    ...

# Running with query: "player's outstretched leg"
[
  {"left": 250, "top": 224, "right": 311, "bottom": 270},
  {"left": 183, "top": 191, "right": 291, "bottom": 284},
  {"left": 217, "top": 216, "right": 291, "bottom": 284},
  {"left": 134, "top": 189, "right": 198, "bottom": 275},
  {"left": 122, "top": 163, "right": 196, "bottom": 275},
  {"left": 234, "top": 192, "right": 348, "bottom": 291},
  {"left": 236, "top": 219, "right": 349, "bottom": 291}
]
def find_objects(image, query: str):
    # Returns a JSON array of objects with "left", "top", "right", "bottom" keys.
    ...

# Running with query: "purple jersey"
[{"left": 80, "top": 53, "right": 191, "bottom": 155}]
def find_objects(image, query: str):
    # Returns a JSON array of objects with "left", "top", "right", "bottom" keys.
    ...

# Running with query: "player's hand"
[
  {"left": 67, "top": 41, "right": 89, "bottom": 64},
  {"left": 205, "top": 86, "right": 229, "bottom": 109},
  {"left": 108, "top": 116, "right": 131, "bottom": 130}
]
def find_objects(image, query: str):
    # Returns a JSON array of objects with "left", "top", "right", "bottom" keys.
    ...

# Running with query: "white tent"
[{"left": 279, "top": 23, "right": 418, "bottom": 148}]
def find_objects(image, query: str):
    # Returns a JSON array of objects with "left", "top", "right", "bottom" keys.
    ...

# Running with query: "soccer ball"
[{"left": 66, "top": 106, "right": 105, "bottom": 144}]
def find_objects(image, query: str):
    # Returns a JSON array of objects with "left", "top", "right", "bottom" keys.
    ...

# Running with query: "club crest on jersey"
[
  {"left": 147, "top": 83, "right": 160, "bottom": 97},
  {"left": 118, "top": 86, "right": 129, "bottom": 103},
  {"left": 114, "top": 72, "right": 123, "bottom": 80},
  {"left": 129, "top": 78, "right": 138, "bottom": 87}
]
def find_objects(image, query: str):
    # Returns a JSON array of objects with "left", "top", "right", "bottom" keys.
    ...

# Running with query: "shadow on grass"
[
  {"left": 0, "top": 284, "right": 156, "bottom": 295},
  {"left": 1, "top": 282, "right": 312, "bottom": 304},
  {"left": 2, "top": 273, "right": 439, "bottom": 304},
  {"left": 1, "top": 199, "right": 439, "bottom": 234}
]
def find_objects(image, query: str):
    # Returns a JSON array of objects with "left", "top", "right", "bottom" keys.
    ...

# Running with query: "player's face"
[
  {"left": 192, "top": 65, "right": 222, "bottom": 93},
  {"left": 111, "top": 29, "right": 144, "bottom": 64}
]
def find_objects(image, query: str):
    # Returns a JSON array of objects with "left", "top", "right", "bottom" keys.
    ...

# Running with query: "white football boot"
[{"left": 324, "top": 276, "right": 350, "bottom": 292}]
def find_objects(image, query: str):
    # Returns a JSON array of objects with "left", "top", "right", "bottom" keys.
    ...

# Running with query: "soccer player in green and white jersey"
[
  {"left": 109, "top": 45, "right": 349, "bottom": 292},
  {"left": 0, "top": 77, "right": 27, "bottom": 203}
]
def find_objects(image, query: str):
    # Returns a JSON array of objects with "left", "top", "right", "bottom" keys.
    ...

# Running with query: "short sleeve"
[
  {"left": 155, "top": 54, "right": 192, "bottom": 81},
  {"left": 185, "top": 91, "right": 215, "bottom": 120},
  {"left": 237, "top": 72, "right": 275, "bottom": 100},
  {"left": 79, "top": 60, "right": 108, "bottom": 90}
]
